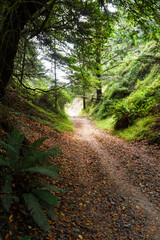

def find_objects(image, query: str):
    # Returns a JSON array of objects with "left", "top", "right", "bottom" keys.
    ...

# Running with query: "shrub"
[
  {"left": 109, "top": 87, "right": 131, "bottom": 99},
  {"left": 0, "top": 129, "right": 64, "bottom": 231},
  {"left": 114, "top": 103, "right": 136, "bottom": 129},
  {"left": 96, "top": 99, "right": 114, "bottom": 119}
]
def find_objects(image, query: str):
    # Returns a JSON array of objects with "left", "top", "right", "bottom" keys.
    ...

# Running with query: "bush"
[
  {"left": 0, "top": 129, "right": 64, "bottom": 231},
  {"left": 114, "top": 103, "right": 136, "bottom": 129},
  {"left": 109, "top": 87, "right": 131, "bottom": 99}
]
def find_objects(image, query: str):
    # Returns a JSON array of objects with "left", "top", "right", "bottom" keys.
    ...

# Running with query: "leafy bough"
[{"left": 0, "top": 129, "right": 64, "bottom": 231}]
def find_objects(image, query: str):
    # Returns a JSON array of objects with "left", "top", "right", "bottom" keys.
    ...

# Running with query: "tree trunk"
[
  {"left": 83, "top": 96, "right": 86, "bottom": 109},
  {"left": 96, "top": 51, "right": 102, "bottom": 102},
  {"left": 96, "top": 79, "right": 102, "bottom": 102},
  {"left": 0, "top": 0, "right": 50, "bottom": 100}
]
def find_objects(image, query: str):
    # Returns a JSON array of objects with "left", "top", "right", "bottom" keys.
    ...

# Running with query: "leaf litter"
[{"left": 1, "top": 116, "right": 160, "bottom": 240}]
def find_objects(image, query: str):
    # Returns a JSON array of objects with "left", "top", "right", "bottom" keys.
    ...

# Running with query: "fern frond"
[
  {"left": 23, "top": 193, "right": 50, "bottom": 231},
  {"left": 33, "top": 146, "right": 62, "bottom": 163},
  {"left": 40, "top": 201, "right": 57, "bottom": 221},
  {"left": 12, "top": 195, "right": 19, "bottom": 202},
  {"left": 47, "top": 146, "right": 62, "bottom": 157},
  {"left": 30, "top": 181, "right": 66, "bottom": 193},
  {"left": 7, "top": 129, "right": 24, "bottom": 155},
  {"left": 23, "top": 138, "right": 47, "bottom": 165},
  {"left": 31, "top": 151, "right": 50, "bottom": 164},
  {"left": 0, "top": 141, "right": 18, "bottom": 165},
  {"left": 19, "top": 236, "right": 32, "bottom": 240},
  {"left": 47, "top": 205, "right": 57, "bottom": 221},
  {"left": 22, "top": 155, "right": 36, "bottom": 169},
  {"left": 29, "top": 137, "right": 47, "bottom": 150},
  {"left": 33, "top": 189, "right": 58, "bottom": 205},
  {"left": 24, "top": 166, "right": 60, "bottom": 180},
  {"left": 1, "top": 175, "right": 12, "bottom": 212},
  {"left": 23, "top": 146, "right": 62, "bottom": 169},
  {"left": 0, "top": 156, "right": 11, "bottom": 167}
]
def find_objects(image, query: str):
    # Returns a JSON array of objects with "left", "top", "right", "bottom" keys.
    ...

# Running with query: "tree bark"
[
  {"left": 83, "top": 96, "right": 86, "bottom": 109},
  {"left": 96, "top": 79, "right": 102, "bottom": 102},
  {"left": 0, "top": 0, "right": 50, "bottom": 100}
]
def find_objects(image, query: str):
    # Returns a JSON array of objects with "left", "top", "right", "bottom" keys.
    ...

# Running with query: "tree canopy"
[{"left": 0, "top": 0, "right": 159, "bottom": 99}]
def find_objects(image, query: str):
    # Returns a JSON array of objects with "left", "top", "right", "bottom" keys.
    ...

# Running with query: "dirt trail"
[
  {"left": 75, "top": 118, "right": 159, "bottom": 217},
  {"left": 55, "top": 117, "right": 160, "bottom": 240},
  {"left": 22, "top": 116, "right": 160, "bottom": 239}
]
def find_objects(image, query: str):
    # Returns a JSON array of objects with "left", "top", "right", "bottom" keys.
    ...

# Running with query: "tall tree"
[
  {"left": 0, "top": 0, "right": 55, "bottom": 99},
  {"left": 0, "top": 0, "right": 159, "bottom": 100}
]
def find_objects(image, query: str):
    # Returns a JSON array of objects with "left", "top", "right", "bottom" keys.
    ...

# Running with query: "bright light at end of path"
[{"left": 66, "top": 98, "right": 83, "bottom": 117}]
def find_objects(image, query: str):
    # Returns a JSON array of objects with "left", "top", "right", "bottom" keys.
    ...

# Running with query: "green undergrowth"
[
  {"left": 95, "top": 115, "right": 159, "bottom": 142},
  {"left": 26, "top": 101, "right": 73, "bottom": 132},
  {"left": 2, "top": 88, "right": 73, "bottom": 132},
  {"left": 88, "top": 41, "right": 160, "bottom": 143},
  {"left": 112, "top": 116, "right": 158, "bottom": 142}
]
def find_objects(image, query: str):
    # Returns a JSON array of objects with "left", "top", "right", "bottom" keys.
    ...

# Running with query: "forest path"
[
  {"left": 53, "top": 117, "right": 160, "bottom": 240},
  {"left": 23, "top": 116, "right": 160, "bottom": 239}
]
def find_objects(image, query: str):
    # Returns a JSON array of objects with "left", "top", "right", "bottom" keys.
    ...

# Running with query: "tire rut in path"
[{"left": 62, "top": 117, "right": 160, "bottom": 240}]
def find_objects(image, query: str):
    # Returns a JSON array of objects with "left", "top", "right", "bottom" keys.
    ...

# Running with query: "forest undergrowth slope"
[{"left": 85, "top": 41, "right": 160, "bottom": 143}]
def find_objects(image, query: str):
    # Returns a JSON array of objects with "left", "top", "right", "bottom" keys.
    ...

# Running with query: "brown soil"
[{"left": 52, "top": 117, "right": 160, "bottom": 240}]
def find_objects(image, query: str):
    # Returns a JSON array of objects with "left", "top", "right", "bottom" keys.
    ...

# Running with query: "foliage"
[
  {"left": 88, "top": 40, "right": 160, "bottom": 142},
  {"left": 25, "top": 100, "right": 73, "bottom": 132},
  {"left": 112, "top": 116, "right": 157, "bottom": 142},
  {"left": 113, "top": 103, "right": 136, "bottom": 129},
  {"left": 0, "top": 129, "right": 64, "bottom": 231},
  {"left": 4, "top": 85, "right": 73, "bottom": 132},
  {"left": 38, "top": 89, "right": 72, "bottom": 113},
  {"left": 19, "top": 237, "right": 32, "bottom": 240}
]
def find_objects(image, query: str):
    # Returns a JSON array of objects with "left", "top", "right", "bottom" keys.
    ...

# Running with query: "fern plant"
[
  {"left": 0, "top": 129, "right": 64, "bottom": 231},
  {"left": 114, "top": 103, "right": 136, "bottom": 129}
]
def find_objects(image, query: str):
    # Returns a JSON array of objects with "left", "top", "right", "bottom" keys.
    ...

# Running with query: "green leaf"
[
  {"left": 12, "top": 195, "right": 19, "bottom": 202},
  {"left": 24, "top": 166, "right": 60, "bottom": 180},
  {"left": 47, "top": 205, "right": 57, "bottom": 221},
  {"left": 0, "top": 156, "right": 11, "bottom": 167},
  {"left": 40, "top": 201, "right": 57, "bottom": 221},
  {"left": 47, "top": 146, "right": 62, "bottom": 157},
  {"left": 33, "top": 146, "right": 62, "bottom": 164},
  {"left": 0, "top": 141, "right": 18, "bottom": 164},
  {"left": 0, "top": 129, "right": 24, "bottom": 169},
  {"left": 31, "top": 151, "right": 50, "bottom": 164},
  {"left": 7, "top": 129, "right": 24, "bottom": 152},
  {"left": 30, "top": 182, "right": 66, "bottom": 193},
  {"left": 23, "top": 193, "right": 50, "bottom": 231},
  {"left": 29, "top": 137, "right": 47, "bottom": 150},
  {"left": 1, "top": 175, "right": 12, "bottom": 212},
  {"left": 23, "top": 138, "right": 47, "bottom": 168},
  {"left": 19, "top": 236, "right": 32, "bottom": 240},
  {"left": 33, "top": 189, "right": 58, "bottom": 205},
  {"left": 22, "top": 141, "right": 61, "bottom": 169},
  {"left": 22, "top": 155, "right": 36, "bottom": 169}
]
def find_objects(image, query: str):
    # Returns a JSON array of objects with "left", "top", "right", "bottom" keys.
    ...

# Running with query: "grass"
[
  {"left": 112, "top": 116, "right": 156, "bottom": 141},
  {"left": 105, "top": 116, "right": 156, "bottom": 141},
  {"left": 94, "top": 112, "right": 159, "bottom": 141},
  {"left": 2, "top": 94, "right": 73, "bottom": 132},
  {"left": 24, "top": 100, "right": 74, "bottom": 132},
  {"left": 95, "top": 115, "right": 156, "bottom": 142},
  {"left": 94, "top": 116, "right": 115, "bottom": 131}
]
